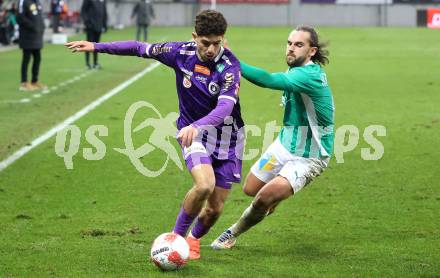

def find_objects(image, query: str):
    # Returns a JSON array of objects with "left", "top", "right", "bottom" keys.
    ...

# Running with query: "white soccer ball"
[{"left": 150, "top": 232, "right": 189, "bottom": 271}]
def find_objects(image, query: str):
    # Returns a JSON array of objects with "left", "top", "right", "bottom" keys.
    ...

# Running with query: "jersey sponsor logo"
[
  {"left": 216, "top": 63, "right": 225, "bottom": 73},
  {"left": 222, "top": 72, "right": 234, "bottom": 91},
  {"left": 280, "top": 95, "right": 287, "bottom": 107},
  {"left": 222, "top": 55, "right": 232, "bottom": 66},
  {"left": 183, "top": 142, "right": 207, "bottom": 159},
  {"left": 180, "top": 68, "right": 193, "bottom": 76},
  {"left": 152, "top": 46, "right": 172, "bottom": 55},
  {"left": 195, "top": 75, "right": 207, "bottom": 84},
  {"left": 179, "top": 50, "right": 195, "bottom": 55},
  {"left": 208, "top": 81, "right": 220, "bottom": 95},
  {"left": 181, "top": 42, "right": 196, "bottom": 48},
  {"left": 320, "top": 73, "right": 328, "bottom": 87},
  {"left": 194, "top": 64, "right": 211, "bottom": 76},
  {"left": 234, "top": 83, "right": 240, "bottom": 96},
  {"left": 259, "top": 154, "right": 278, "bottom": 171},
  {"left": 183, "top": 75, "right": 192, "bottom": 88}
]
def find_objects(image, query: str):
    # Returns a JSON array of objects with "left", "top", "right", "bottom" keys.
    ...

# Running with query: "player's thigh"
[
  {"left": 248, "top": 140, "right": 285, "bottom": 193},
  {"left": 183, "top": 142, "right": 216, "bottom": 189},
  {"left": 243, "top": 172, "right": 267, "bottom": 196},
  {"left": 278, "top": 158, "right": 326, "bottom": 194},
  {"left": 190, "top": 164, "right": 216, "bottom": 190},
  {"left": 253, "top": 176, "right": 293, "bottom": 208}
]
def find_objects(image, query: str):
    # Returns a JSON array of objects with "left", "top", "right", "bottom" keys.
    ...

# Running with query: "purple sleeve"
[
  {"left": 146, "top": 42, "right": 183, "bottom": 68},
  {"left": 219, "top": 64, "right": 241, "bottom": 103},
  {"left": 94, "top": 41, "right": 148, "bottom": 57},
  {"left": 192, "top": 98, "right": 235, "bottom": 127}
]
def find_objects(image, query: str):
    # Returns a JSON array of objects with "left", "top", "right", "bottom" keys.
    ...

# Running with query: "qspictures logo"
[{"left": 55, "top": 101, "right": 386, "bottom": 177}]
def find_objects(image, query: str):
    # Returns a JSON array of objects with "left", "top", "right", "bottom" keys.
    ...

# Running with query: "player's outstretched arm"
[
  {"left": 66, "top": 41, "right": 150, "bottom": 57},
  {"left": 65, "top": 41, "right": 95, "bottom": 53},
  {"left": 240, "top": 61, "right": 290, "bottom": 91}
]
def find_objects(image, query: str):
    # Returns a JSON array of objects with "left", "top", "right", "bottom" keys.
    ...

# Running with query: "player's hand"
[
  {"left": 65, "top": 41, "right": 95, "bottom": 53},
  {"left": 177, "top": 125, "right": 199, "bottom": 148}
]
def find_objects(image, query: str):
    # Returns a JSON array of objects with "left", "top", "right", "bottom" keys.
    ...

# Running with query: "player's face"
[
  {"left": 285, "top": 30, "right": 317, "bottom": 67},
  {"left": 192, "top": 33, "right": 224, "bottom": 62}
]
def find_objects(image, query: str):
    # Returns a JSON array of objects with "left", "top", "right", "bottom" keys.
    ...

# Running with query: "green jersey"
[{"left": 240, "top": 61, "right": 334, "bottom": 158}]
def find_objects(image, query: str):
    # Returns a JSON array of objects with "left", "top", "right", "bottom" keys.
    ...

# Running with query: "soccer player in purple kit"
[{"left": 65, "top": 10, "right": 243, "bottom": 260}]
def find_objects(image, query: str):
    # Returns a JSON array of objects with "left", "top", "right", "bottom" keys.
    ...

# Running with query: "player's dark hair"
[
  {"left": 296, "top": 25, "right": 329, "bottom": 66},
  {"left": 195, "top": 10, "right": 228, "bottom": 36}
]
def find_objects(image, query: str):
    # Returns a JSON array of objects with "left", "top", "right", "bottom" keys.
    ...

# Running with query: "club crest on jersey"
[
  {"left": 194, "top": 65, "right": 210, "bottom": 76},
  {"left": 183, "top": 75, "right": 192, "bottom": 88},
  {"left": 208, "top": 82, "right": 220, "bottom": 95}
]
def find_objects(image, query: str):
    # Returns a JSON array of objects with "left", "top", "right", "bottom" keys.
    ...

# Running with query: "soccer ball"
[{"left": 150, "top": 232, "right": 189, "bottom": 271}]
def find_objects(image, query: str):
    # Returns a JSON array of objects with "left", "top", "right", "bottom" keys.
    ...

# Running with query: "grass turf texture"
[{"left": 0, "top": 27, "right": 439, "bottom": 277}]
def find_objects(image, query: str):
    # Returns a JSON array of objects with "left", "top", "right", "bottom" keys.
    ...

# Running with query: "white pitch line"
[
  {"left": 0, "top": 71, "right": 94, "bottom": 105},
  {"left": 0, "top": 61, "right": 161, "bottom": 172}
]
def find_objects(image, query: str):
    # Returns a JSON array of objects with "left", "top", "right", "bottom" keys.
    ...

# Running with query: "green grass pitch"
[{"left": 0, "top": 26, "right": 439, "bottom": 277}]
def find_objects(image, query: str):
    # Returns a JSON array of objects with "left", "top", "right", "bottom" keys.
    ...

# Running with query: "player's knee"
[
  {"left": 194, "top": 185, "right": 214, "bottom": 199},
  {"left": 193, "top": 179, "right": 215, "bottom": 198},
  {"left": 204, "top": 206, "right": 222, "bottom": 222},
  {"left": 253, "top": 192, "right": 274, "bottom": 211},
  {"left": 243, "top": 185, "right": 258, "bottom": 197}
]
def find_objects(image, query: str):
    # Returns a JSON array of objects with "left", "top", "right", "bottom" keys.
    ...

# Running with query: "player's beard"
[{"left": 286, "top": 54, "right": 306, "bottom": 68}]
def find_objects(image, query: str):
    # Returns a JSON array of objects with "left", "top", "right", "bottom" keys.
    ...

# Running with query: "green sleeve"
[{"left": 240, "top": 61, "right": 291, "bottom": 91}]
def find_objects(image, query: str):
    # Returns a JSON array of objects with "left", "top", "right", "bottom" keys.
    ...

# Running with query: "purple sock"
[
  {"left": 173, "top": 207, "right": 197, "bottom": 237},
  {"left": 190, "top": 218, "right": 211, "bottom": 239}
]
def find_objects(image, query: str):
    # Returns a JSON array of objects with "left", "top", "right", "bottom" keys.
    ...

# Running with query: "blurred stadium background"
[{"left": 3, "top": 0, "right": 440, "bottom": 30}]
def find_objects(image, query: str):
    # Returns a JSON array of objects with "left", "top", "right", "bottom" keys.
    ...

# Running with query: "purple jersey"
[
  {"left": 94, "top": 41, "right": 244, "bottom": 160},
  {"left": 145, "top": 41, "right": 243, "bottom": 130}
]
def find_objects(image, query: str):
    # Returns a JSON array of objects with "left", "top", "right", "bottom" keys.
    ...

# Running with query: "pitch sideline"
[{"left": 0, "top": 61, "right": 161, "bottom": 172}]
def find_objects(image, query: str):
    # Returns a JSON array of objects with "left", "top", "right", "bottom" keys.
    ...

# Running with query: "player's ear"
[
  {"left": 309, "top": 46, "right": 318, "bottom": 58},
  {"left": 191, "top": 32, "right": 197, "bottom": 41}
]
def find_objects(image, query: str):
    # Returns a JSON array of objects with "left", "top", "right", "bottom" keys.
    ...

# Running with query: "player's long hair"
[
  {"left": 296, "top": 25, "right": 329, "bottom": 66},
  {"left": 195, "top": 10, "right": 227, "bottom": 36}
]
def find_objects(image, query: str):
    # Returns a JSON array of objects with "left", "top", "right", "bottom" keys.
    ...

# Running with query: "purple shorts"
[{"left": 181, "top": 144, "right": 242, "bottom": 190}]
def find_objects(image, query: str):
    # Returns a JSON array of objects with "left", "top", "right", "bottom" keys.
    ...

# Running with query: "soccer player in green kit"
[{"left": 211, "top": 26, "right": 335, "bottom": 249}]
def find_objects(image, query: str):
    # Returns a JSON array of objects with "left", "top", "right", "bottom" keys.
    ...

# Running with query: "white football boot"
[{"left": 210, "top": 229, "right": 237, "bottom": 250}]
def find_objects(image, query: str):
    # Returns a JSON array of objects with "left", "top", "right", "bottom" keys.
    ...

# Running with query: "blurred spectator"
[
  {"left": 81, "top": 0, "right": 107, "bottom": 69},
  {"left": 17, "top": 0, "right": 47, "bottom": 91},
  {"left": 0, "top": 0, "right": 8, "bottom": 45},
  {"left": 0, "top": 0, "right": 17, "bottom": 45},
  {"left": 131, "top": 0, "right": 155, "bottom": 42},
  {"left": 6, "top": 3, "right": 19, "bottom": 44},
  {"left": 51, "top": 0, "right": 63, "bottom": 33}
]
